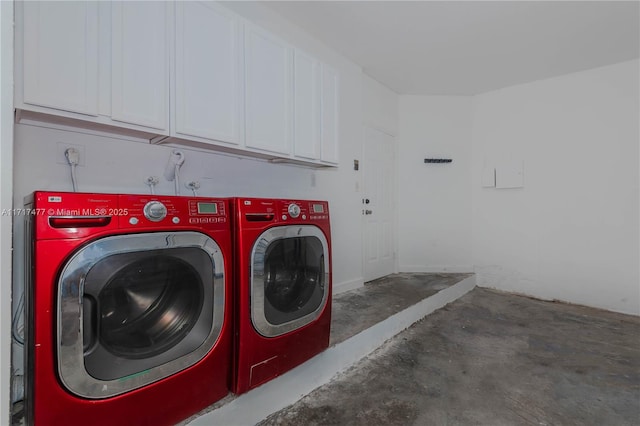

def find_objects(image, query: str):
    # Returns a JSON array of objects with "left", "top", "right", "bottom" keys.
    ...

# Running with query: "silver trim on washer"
[
  {"left": 251, "top": 225, "right": 330, "bottom": 337},
  {"left": 57, "top": 231, "right": 225, "bottom": 399}
]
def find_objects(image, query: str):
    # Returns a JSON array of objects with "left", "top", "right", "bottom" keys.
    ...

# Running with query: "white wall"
[
  {"left": 471, "top": 59, "right": 640, "bottom": 315},
  {"left": 0, "top": 0, "right": 13, "bottom": 423},
  {"left": 397, "top": 96, "right": 473, "bottom": 272},
  {"left": 395, "top": 62, "right": 639, "bottom": 315}
]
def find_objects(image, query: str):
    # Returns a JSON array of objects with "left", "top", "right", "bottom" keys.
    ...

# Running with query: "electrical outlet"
[{"left": 56, "top": 142, "right": 85, "bottom": 166}]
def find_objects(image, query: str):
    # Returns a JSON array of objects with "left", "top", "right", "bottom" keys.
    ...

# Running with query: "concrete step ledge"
[{"left": 187, "top": 274, "right": 476, "bottom": 426}]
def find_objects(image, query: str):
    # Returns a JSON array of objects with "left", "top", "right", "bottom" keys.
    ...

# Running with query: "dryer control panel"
[
  {"left": 278, "top": 200, "right": 329, "bottom": 222},
  {"left": 238, "top": 198, "right": 330, "bottom": 225}
]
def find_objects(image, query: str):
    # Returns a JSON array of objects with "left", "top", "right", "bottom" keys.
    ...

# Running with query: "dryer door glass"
[
  {"left": 263, "top": 237, "right": 324, "bottom": 325},
  {"left": 251, "top": 225, "right": 330, "bottom": 337}
]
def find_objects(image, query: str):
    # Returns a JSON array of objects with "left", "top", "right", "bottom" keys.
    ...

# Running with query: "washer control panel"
[
  {"left": 143, "top": 201, "right": 168, "bottom": 222},
  {"left": 32, "top": 192, "right": 231, "bottom": 238},
  {"left": 119, "top": 195, "right": 228, "bottom": 229}
]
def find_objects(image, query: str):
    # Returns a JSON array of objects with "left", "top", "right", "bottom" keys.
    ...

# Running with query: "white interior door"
[{"left": 363, "top": 126, "right": 396, "bottom": 282}]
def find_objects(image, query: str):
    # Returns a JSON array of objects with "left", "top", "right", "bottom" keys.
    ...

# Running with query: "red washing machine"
[
  {"left": 24, "top": 191, "right": 233, "bottom": 426},
  {"left": 232, "top": 198, "right": 332, "bottom": 394}
]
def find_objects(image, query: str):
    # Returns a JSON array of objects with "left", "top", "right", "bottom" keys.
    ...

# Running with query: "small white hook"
[
  {"left": 145, "top": 176, "right": 160, "bottom": 194},
  {"left": 185, "top": 181, "right": 201, "bottom": 196}
]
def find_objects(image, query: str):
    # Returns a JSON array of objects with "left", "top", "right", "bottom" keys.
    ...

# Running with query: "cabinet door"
[
  {"left": 244, "top": 25, "right": 293, "bottom": 155},
  {"left": 22, "top": 1, "right": 98, "bottom": 115},
  {"left": 175, "top": 2, "right": 242, "bottom": 144},
  {"left": 111, "top": 1, "right": 168, "bottom": 130},
  {"left": 320, "top": 64, "right": 339, "bottom": 164},
  {"left": 293, "top": 50, "right": 320, "bottom": 160}
]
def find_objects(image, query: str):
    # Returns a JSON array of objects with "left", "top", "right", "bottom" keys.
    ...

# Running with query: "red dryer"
[
  {"left": 24, "top": 192, "right": 233, "bottom": 425},
  {"left": 232, "top": 198, "right": 332, "bottom": 394}
]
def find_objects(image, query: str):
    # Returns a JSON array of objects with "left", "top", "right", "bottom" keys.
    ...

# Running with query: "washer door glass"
[
  {"left": 58, "top": 232, "right": 225, "bottom": 399},
  {"left": 97, "top": 255, "right": 203, "bottom": 360},
  {"left": 251, "top": 225, "right": 330, "bottom": 337},
  {"left": 81, "top": 249, "right": 212, "bottom": 382}
]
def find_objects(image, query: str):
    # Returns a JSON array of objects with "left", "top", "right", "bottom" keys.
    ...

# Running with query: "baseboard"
[
  {"left": 332, "top": 277, "right": 364, "bottom": 295},
  {"left": 477, "top": 282, "right": 640, "bottom": 317},
  {"left": 399, "top": 265, "right": 475, "bottom": 273},
  {"left": 188, "top": 274, "right": 476, "bottom": 426}
]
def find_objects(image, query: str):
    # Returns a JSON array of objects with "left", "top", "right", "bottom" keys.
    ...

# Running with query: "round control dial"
[
  {"left": 143, "top": 201, "right": 167, "bottom": 222},
  {"left": 288, "top": 203, "right": 301, "bottom": 218}
]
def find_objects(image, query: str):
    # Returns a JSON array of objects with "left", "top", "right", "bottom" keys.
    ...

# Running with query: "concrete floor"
[
  {"left": 331, "top": 273, "right": 471, "bottom": 345},
  {"left": 259, "top": 288, "right": 640, "bottom": 426},
  {"left": 184, "top": 273, "right": 474, "bottom": 425}
]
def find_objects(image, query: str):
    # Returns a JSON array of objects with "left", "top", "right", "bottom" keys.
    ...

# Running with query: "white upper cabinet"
[
  {"left": 16, "top": 1, "right": 169, "bottom": 134},
  {"left": 174, "top": 2, "right": 242, "bottom": 145},
  {"left": 111, "top": 1, "right": 169, "bottom": 130},
  {"left": 321, "top": 64, "right": 340, "bottom": 164},
  {"left": 244, "top": 25, "right": 293, "bottom": 155},
  {"left": 20, "top": 1, "right": 99, "bottom": 115},
  {"left": 293, "top": 50, "right": 320, "bottom": 160},
  {"left": 15, "top": 1, "right": 339, "bottom": 167}
]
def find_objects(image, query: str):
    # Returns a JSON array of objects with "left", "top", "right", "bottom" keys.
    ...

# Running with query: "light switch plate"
[{"left": 496, "top": 160, "right": 524, "bottom": 189}]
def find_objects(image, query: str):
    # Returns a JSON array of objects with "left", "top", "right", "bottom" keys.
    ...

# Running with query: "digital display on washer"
[
  {"left": 197, "top": 202, "right": 218, "bottom": 214},
  {"left": 312, "top": 204, "right": 324, "bottom": 213}
]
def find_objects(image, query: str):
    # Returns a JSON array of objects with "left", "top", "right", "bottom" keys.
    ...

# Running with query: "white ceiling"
[{"left": 266, "top": 1, "right": 640, "bottom": 95}]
